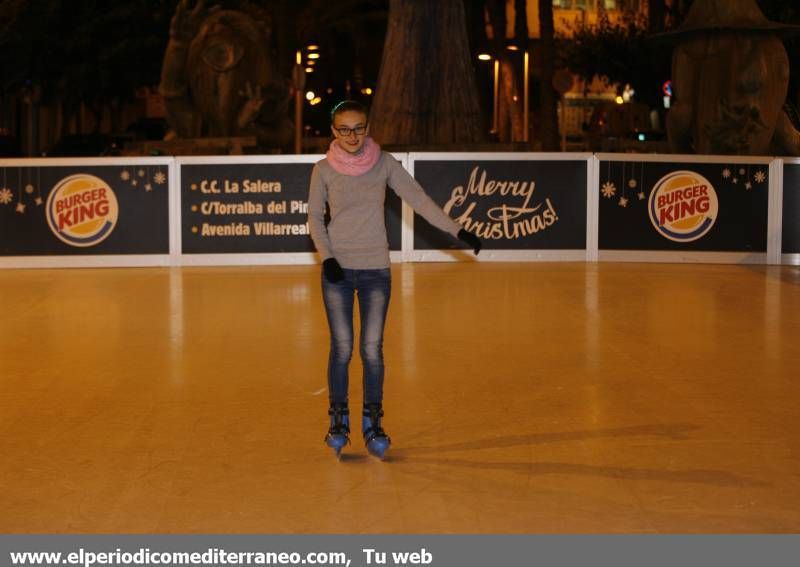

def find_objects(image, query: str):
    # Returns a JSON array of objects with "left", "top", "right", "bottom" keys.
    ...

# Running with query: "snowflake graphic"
[
  {"left": 0, "top": 188, "right": 12, "bottom": 205},
  {"left": 120, "top": 170, "right": 131, "bottom": 181},
  {"left": 754, "top": 170, "right": 767, "bottom": 184},
  {"left": 619, "top": 196, "right": 629, "bottom": 208},
  {"left": 153, "top": 171, "right": 166, "bottom": 185},
  {"left": 628, "top": 179, "right": 637, "bottom": 189},
  {"left": 601, "top": 181, "right": 617, "bottom": 198},
  {"left": 722, "top": 168, "right": 732, "bottom": 179}
]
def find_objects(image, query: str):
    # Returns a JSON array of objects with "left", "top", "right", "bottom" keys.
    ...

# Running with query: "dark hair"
[{"left": 330, "top": 100, "right": 368, "bottom": 123}]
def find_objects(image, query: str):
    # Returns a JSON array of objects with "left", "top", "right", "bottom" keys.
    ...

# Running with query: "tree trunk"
[
  {"left": 514, "top": 0, "right": 529, "bottom": 142},
  {"left": 486, "top": 0, "right": 507, "bottom": 140},
  {"left": 463, "top": 0, "right": 487, "bottom": 55},
  {"left": 370, "top": 0, "right": 484, "bottom": 145},
  {"left": 648, "top": 0, "right": 667, "bottom": 33},
  {"left": 485, "top": 0, "right": 524, "bottom": 142},
  {"left": 514, "top": 0, "right": 528, "bottom": 41},
  {"left": 537, "top": 0, "right": 560, "bottom": 151},
  {"left": 485, "top": 0, "right": 505, "bottom": 44},
  {"left": 499, "top": 59, "right": 524, "bottom": 141}
]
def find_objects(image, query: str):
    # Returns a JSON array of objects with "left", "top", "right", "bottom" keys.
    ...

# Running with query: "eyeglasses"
[{"left": 333, "top": 125, "right": 367, "bottom": 136}]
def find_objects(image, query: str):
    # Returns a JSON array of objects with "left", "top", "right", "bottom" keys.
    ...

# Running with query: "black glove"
[
  {"left": 322, "top": 257, "right": 345, "bottom": 282},
  {"left": 457, "top": 229, "right": 482, "bottom": 255}
]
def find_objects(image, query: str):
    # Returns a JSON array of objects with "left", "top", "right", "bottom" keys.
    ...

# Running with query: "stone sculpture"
[
  {"left": 159, "top": 0, "right": 292, "bottom": 150},
  {"left": 664, "top": 0, "right": 800, "bottom": 156}
]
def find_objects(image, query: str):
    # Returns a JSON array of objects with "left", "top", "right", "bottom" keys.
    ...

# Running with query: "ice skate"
[
  {"left": 362, "top": 403, "right": 391, "bottom": 459},
  {"left": 325, "top": 403, "right": 350, "bottom": 457}
]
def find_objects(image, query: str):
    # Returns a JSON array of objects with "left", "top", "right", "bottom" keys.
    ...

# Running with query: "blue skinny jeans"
[{"left": 322, "top": 267, "right": 391, "bottom": 406}]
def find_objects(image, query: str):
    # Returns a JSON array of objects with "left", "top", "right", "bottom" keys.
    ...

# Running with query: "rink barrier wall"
[{"left": 0, "top": 153, "right": 795, "bottom": 268}]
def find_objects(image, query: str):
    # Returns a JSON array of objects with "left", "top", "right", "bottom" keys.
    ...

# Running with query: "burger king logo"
[
  {"left": 648, "top": 171, "right": 718, "bottom": 242},
  {"left": 46, "top": 174, "right": 118, "bottom": 247}
]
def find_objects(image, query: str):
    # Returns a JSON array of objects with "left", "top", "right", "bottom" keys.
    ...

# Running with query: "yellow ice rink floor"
[{"left": 1, "top": 262, "right": 799, "bottom": 533}]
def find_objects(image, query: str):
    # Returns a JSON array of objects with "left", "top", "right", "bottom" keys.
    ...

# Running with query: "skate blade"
[
  {"left": 326, "top": 435, "right": 349, "bottom": 457},
  {"left": 366, "top": 439, "right": 390, "bottom": 460}
]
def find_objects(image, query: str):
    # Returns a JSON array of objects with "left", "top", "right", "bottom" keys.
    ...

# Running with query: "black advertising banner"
[
  {"left": 0, "top": 163, "right": 169, "bottom": 256},
  {"left": 181, "top": 162, "right": 401, "bottom": 254},
  {"left": 385, "top": 187, "right": 402, "bottom": 252},
  {"left": 412, "top": 160, "right": 588, "bottom": 250},
  {"left": 598, "top": 160, "right": 769, "bottom": 252},
  {"left": 782, "top": 163, "right": 800, "bottom": 254}
]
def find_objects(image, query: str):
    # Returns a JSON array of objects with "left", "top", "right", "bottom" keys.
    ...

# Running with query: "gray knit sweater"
[{"left": 308, "top": 152, "right": 462, "bottom": 269}]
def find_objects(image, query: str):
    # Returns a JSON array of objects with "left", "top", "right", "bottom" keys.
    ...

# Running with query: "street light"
[
  {"left": 492, "top": 59, "right": 499, "bottom": 134},
  {"left": 292, "top": 50, "right": 305, "bottom": 154},
  {"left": 477, "top": 53, "right": 498, "bottom": 135},
  {"left": 523, "top": 50, "right": 530, "bottom": 143}
]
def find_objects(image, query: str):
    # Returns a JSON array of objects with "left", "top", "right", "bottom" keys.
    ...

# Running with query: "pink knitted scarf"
[{"left": 326, "top": 136, "right": 382, "bottom": 176}]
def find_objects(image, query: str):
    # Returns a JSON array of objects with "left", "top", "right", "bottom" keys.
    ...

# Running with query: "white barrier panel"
[
  {"left": 596, "top": 153, "right": 773, "bottom": 265},
  {"left": 0, "top": 157, "right": 174, "bottom": 269}
]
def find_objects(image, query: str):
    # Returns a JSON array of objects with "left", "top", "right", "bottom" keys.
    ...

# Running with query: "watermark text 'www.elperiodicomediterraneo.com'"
[{"left": 7, "top": 546, "right": 436, "bottom": 567}]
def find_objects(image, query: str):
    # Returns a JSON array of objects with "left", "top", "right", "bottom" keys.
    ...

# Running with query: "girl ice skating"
[{"left": 308, "top": 100, "right": 481, "bottom": 458}]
